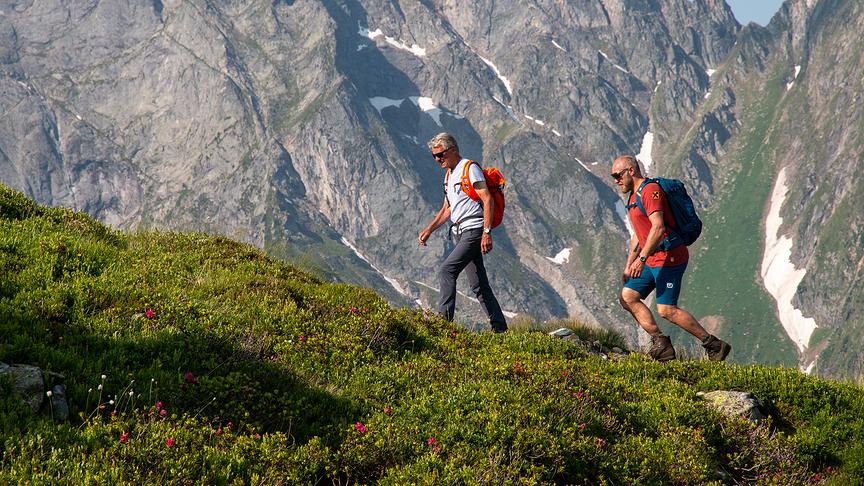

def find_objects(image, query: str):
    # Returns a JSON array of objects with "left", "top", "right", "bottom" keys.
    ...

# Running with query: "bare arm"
[
  {"left": 474, "top": 181, "right": 494, "bottom": 254},
  {"left": 627, "top": 210, "right": 666, "bottom": 278},
  {"left": 418, "top": 198, "right": 451, "bottom": 246},
  {"left": 641, "top": 211, "right": 667, "bottom": 258}
]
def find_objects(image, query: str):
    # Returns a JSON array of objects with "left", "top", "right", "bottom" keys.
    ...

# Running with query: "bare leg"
[
  {"left": 620, "top": 288, "right": 661, "bottom": 335},
  {"left": 656, "top": 304, "right": 709, "bottom": 342}
]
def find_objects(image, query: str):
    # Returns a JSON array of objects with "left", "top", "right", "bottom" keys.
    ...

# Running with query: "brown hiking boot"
[
  {"left": 702, "top": 335, "right": 731, "bottom": 362},
  {"left": 648, "top": 335, "right": 676, "bottom": 362}
]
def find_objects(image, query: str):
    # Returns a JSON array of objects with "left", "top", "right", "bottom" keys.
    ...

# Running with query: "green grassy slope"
[{"left": 1, "top": 184, "right": 862, "bottom": 483}]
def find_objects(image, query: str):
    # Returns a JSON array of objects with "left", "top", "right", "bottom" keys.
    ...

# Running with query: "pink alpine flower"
[
  {"left": 119, "top": 431, "right": 129, "bottom": 443},
  {"left": 160, "top": 409, "right": 167, "bottom": 417},
  {"left": 383, "top": 406, "right": 392, "bottom": 415},
  {"left": 427, "top": 437, "right": 437, "bottom": 446},
  {"left": 355, "top": 422, "right": 367, "bottom": 434},
  {"left": 144, "top": 308, "right": 155, "bottom": 319},
  {"left": 432, "top": 445, "right": 441, "bottom": 454},
  {"left": 155, "top": 401, "right": 163, "bottom": 410},
  {"left": 165, "top": 437, "right": 175, "bottom": 447},
  {"left": 184, "top": 371, "right": 198, "bottom": 384},
  {"left": 299, "top": 335, "right": 306, "bottom": 343}
]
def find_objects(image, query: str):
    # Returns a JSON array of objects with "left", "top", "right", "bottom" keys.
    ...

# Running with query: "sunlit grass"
[{"left": 0, "top": 184, "right": 862, "bottom": 484}]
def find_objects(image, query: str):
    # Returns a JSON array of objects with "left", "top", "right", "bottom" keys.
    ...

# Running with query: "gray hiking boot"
[
  {"left": 648, "top": 335, "right": 676, "bottom": 362},
  {"left": 702, "top": 335, "right": 731, "bottom": 362}
]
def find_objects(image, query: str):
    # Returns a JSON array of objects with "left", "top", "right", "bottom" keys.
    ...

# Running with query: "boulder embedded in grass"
[
  {"left": 698, "top": 390, "right": 766, "bottom": 421},
  {"left": 0, "top": 362, "right": 45, "bottom": 412}
]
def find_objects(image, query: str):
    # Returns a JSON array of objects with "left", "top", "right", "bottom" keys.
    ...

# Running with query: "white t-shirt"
[{"left": 445, "top": 158, "right": 485, "bottom": 233}]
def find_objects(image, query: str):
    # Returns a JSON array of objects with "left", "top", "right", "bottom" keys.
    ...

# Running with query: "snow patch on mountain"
[
  {"left": 574, "top": 157, "right": 590, "bottom": 172},
  {"left": 546, "top": 248, "right": 571, "bottom": 265},
  {"left": 342, "top": 237, "right": 408, "bottom": 296},
  {"left": 358, "top": 25, "right": 426, "bottom": 57},
  {"left": 598, "top": 50, "right": 630, "bottom": 74},
  {"left": 369, "top": 97, "right": 404, "bottom": 113},
  {"left": 478, "top": 55, "right": 513, "bottom": 95},
  {"left": 636, "top": 131, "right": 654, "bottom": 175},
  {"left": 760, "top": 167, "right": 817, "bottom": 357},
  {"left": 369, "top": 96, "right": 458, "bottom": 126},
  {"left": 786, "top": 65, "right": 802, "bottom": 91},
  {"left": 615, "top": 201, "right": 635, "bottom": 238}
]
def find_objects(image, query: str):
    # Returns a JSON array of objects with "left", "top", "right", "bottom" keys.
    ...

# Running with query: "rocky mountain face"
[{"left": 1, "top": 0, "right": 861, "bottom": 378}]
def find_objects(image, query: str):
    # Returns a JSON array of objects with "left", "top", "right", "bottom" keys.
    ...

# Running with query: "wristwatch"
[
  {"left": 639, "top": 255, "right": 647, "bottom": 263},
  {"left": 483, "top": 227, "right": 492, "bottom": 234}
]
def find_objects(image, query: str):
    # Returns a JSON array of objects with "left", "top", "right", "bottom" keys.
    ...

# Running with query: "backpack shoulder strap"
[
  {"left": 461, "top": 160, "right": 480, "bottom": 200},
  {"left": 625, "top": 179, "right": 653, "bottom": 215}
]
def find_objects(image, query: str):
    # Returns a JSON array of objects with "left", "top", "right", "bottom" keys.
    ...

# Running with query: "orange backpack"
[{"left": 445, "top": 160, "right": 506, "bottom": 228}]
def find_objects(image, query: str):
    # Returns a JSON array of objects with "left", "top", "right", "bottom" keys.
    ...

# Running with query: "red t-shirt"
[{"left": 627, "top": 182, "right": 689, "bottom": 267}]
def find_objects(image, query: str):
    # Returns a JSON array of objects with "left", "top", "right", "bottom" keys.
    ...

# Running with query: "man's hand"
[
  {"left": 627, "top": 259, "right": 645, "bottom": 279},
  {"left": 418, "top": 228, "right": 432, "bottom": 246},
  {"left": 481, "top": 233, "right": 493, "bottom": 253}
]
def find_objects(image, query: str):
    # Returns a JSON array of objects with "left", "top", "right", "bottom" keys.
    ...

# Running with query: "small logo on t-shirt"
[{"left": 652, "top": 191, "right": 660, "bottom": 200}]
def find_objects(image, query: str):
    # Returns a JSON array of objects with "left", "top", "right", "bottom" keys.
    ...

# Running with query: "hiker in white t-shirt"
[{"left": 418, "top": 133, "right": 507, "bottom": 332}]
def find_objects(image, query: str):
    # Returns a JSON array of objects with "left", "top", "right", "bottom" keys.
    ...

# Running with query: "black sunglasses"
[
  {"left": 611, "top": 167, "right": 631, "bottom": 181},
  {"left": 432, "top": 147, "right": 451, "bottom": 160}
]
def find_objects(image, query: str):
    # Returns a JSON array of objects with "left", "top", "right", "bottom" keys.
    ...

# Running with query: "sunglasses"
[
  {"left": 611, "top": 167, "right": 631, "bottom": 181},
  {"left": 432, "top": 147, "right": 451, "bottom": 160}
]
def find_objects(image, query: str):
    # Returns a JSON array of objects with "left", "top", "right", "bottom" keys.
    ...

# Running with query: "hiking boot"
[
  {"left": 702, "top": 335, "right": 731, "bottom": 362},
  {"left": 648, "top": 335, "right": 676, "bottom": 362}
]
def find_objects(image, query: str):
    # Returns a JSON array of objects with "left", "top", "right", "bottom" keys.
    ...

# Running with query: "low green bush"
[{"left": 0, "top": 183, "right": 861, "bottom": 483}]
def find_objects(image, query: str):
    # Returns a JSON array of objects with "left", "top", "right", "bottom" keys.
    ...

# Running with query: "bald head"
[
  {"left": 612, "top": 155, "right": 642, "bottom": 177},
  {"left": 611, "top": 155, "right": 644, "bottom": 193}
]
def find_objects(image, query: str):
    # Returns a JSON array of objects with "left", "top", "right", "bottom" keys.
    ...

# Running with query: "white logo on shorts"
[{"left": 666, "top": 283, "right": 674, "bottom": 288}]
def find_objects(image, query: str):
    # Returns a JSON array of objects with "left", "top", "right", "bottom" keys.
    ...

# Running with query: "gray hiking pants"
[{"left": 438, "top": 227, "right": 507, "bottom": 332}]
